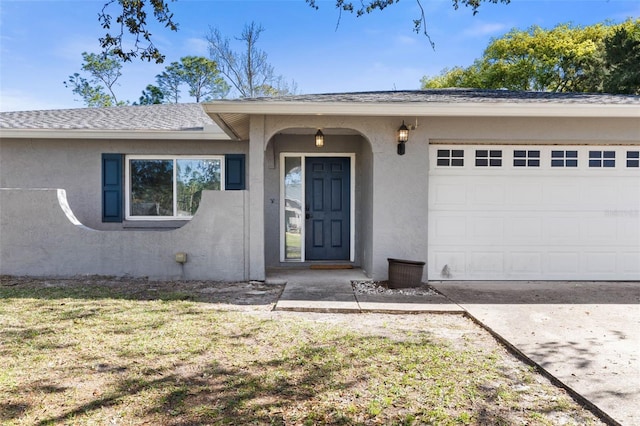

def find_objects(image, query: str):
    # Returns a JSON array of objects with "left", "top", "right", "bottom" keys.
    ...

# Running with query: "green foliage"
[
  {"left": 603, "top": 21, "right": 640, "bottom": 94},
  {"left": 156, "top": 61, "right": 183, "bottom": 103},
  {"left": 179, "top": 56, "right": 230, "bottom": 102},
  {"left": 99, "top": 1, "right": 511, "bottom": 63},
  {"left": 420, "top": 19, "right": 640, "bottom": 94},
  {"left": 99, "top": 0, "right": 178, "bottom": 63},
  {"left": 64, "top": 51, "right": 126, "bottom": 107},
  {"left": 307, "top": 0, "right": 510, "bottom": 47},
  {"left": 136, "top": 84, "right": 165, "bottom": 105},
  {"left": 152, "top": 56, "right": 229, "bottom": 103}
]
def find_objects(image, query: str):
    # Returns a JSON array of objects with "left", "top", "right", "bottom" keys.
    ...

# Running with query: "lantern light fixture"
[
  {"left": 315, "top": 129, "right": 324, "bottom": 148},
  {"left": 397, "top": 121, "right": 409, "bottom": 155}
]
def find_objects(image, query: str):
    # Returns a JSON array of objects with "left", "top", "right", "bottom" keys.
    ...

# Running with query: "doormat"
[{"left": 310, "top": 265, "right": 354, "bottom": 270}]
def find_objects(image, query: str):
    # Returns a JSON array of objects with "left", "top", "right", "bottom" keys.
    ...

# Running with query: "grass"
[{"left": 0, "top": 279, "right": 602, "bottom": 425}]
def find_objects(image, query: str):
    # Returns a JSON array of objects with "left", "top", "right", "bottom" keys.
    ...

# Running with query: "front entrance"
[{"left": 305, "top": 157, "right": 351, "bottom": 260}]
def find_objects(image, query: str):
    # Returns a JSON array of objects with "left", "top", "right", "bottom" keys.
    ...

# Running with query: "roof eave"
[
  {"left": 203, "top": 101, "right": 640, "bottom": 118},
  {"left": 0, "top": 129, "right": 232, "bottom": 140}
]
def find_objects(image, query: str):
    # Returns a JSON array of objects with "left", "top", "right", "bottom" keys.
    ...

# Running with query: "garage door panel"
[
  {"left": 471, "top": 183, "right": 505, "bottom": 205},
  {"left": 509, "top": 252, "right": 543, "bottom": 274},
  {"left": 470, "top": 251, "right": 504, "bottom": 273},
  {"left": 434, "top": 252, "right": 466, "bottom": 277},
  {"left": 583, "top": 217, "right": 618, "bottom": 241},
  {"left": 546, "top": 252, "right": 580, "bottom": 274},
  {"left": 432, "top": 182, "right": 467, "bottom": 205},
  {"left": 620, "top": 252, "right": 640, "bottom": 274},
  {"left": 506, "top": 217, "right": 543, "bottom": 241},
  {"left": 428, "top": 144, "right": 640, "bottom": 280},
  {"left": 507, "top": 183, "right": 543, "bottom": 205},
  {"left": 470, "top": 217, "right": 504, "bottom": 241},
  {"left": 431, "top": 215, "right": 467, "bottom": 240},
  {"left": 544, "top": 217, "right": 581, "bottom": 241},
  {"left": 583, "top": 252, "right": 618, "bottom": 273}
]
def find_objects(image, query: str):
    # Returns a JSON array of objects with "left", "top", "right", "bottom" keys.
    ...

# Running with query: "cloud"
[{"left": 462, "top": 22, "right": 508, "bottom": 38}]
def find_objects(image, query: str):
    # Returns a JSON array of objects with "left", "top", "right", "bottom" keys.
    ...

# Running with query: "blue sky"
[{"left": 0, "top": 0, "right": 637, "bottom": 111}]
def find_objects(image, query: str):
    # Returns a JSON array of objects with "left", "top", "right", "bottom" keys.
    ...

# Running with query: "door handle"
[{"left": 306, "top": 213, "right": 312, "bottom": 219}]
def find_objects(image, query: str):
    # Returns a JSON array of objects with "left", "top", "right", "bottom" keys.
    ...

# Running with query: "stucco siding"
[
  {"left": 0, "top": 189, "right": 247, "bottom": 280},
  {"left": 0, "top": 138, "right": 247, "bottom": 230}
]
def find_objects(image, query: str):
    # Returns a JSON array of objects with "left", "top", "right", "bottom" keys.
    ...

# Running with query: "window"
[
  {"left": 437, "top": 149, "right": 464, "bottom": 167},
  {"left": 127, "top": 156, "right": 223, "bottom": 219},
  {"left": 589, "top": 150, "right": 615, "bottom": 168},
  {"left": 476, "top": 150, "right": 502, "bottom": 167},
  {"left": 627, "top": 151, "right": 639, "bottom": 168},
  {"left": 551, "top": 150, "right": 578, "bottom": 167},
  {"left": 513, "top": 150, "right": 540, "bottom": 167}
]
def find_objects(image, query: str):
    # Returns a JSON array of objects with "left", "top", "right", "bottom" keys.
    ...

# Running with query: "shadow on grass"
[
  {"left": 0, "top": 276, "right": 285, "bottom": 306},
  {"left": 21, "top": 334, "right": 595, "bottom": 426}
]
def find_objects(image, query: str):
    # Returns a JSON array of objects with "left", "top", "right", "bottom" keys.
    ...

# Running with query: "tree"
[
  {"left": 602, "top": 20, "right": 640, "bottom": 94},
  {"left": 64, "top": 51, "right": 125, "bottom": 107},
  {"left": 179, "top": 56, "right": 229, "bottom": 102},
  {"left": 206, "top": 22, "right": 296, "bottom": 98},
  {"left": 136, "top": 84, "right": 165, "bottom": 105},
  {"left": 99, "top": 0, "right": 510, "bottom": 63},
  {"left": 153, "top": 56, "right": 229, "bottom": 103},
  {"left": 156, "top": 61, "right": 183, "bottom": 103},
  {"left": 420, "top": 20, "right": 638, "bottom": 94}
]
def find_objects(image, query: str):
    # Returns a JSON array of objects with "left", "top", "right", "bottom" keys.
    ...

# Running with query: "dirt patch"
[
  {"left": 0, "top": 276, "right": 606, "bottom": 425},
  {"left": 0, "top": 275, "right": 285, "bottom": 309}
]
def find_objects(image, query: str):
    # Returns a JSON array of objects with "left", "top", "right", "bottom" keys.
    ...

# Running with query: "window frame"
[
  {"left": 627, "top": 151, "right": 640, "bottom": 168},
  {"left": 436, "top": 149, "right": 465, "bottom": 167},
  {"left": 551, "top": 150, "right": 578, "bottom": 168},
  {"left": 475, "top": 149, "right": 502, "bottom": 167},
  {"left": 588, "top": 150, "right": 616, "bottom": 168},
  {"left": 125, "top": 154, "right": 225, "bottom": 221}
]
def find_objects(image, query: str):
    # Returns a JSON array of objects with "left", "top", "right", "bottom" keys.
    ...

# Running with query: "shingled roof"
[
  {"left": 0, "top": 103, "right": 216, "bottom": 131},
  {"left": 220, "top": 89, "right": 640, "bottom": 105}
]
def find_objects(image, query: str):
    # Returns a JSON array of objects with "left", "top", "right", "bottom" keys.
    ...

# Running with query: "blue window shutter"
[
  {"left": 225, "top": 154, "right": 245, "bottom": 190},
  {"left": 102, "top": 154, "right": 123, "bottom": 222}
]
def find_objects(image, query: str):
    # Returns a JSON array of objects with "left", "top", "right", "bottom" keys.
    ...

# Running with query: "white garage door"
[{"left": 428, "top": 145, "right": 640, "bottom": 280}]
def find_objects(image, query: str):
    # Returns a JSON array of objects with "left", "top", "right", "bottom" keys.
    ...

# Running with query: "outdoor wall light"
[
  {"left": 397, "top": 121, "right": 409, "bottom": 155},
  {"left": 315, "top": 129, "right": 324, "bottom": 148}
]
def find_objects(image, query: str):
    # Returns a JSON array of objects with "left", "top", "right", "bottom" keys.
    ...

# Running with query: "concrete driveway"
[{"left": 430, "top": 281, "right": 640, "bottom": 426}]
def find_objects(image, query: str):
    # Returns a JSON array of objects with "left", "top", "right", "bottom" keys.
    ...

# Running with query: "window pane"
[
  {"left": 529, "top": 150, "right": 540, "bottom": 158},
  {"left": 437, "top": 158, "right": 450, "bottom": 166},
  {"left": 437, "top": 149, "right": 449, "bottom": 157},
  {"left": 452, "top": 150, "right": 464, "bottom": 157},
  {"left": 284, "top": 157, "right": 302, "bottom": 260},
  {"left": 176, "top": 159, "right": 221, "bottom": 216},
  {"left": 589, "top": 151, "right": 601, "bottom": 159},
  {"left": 130, "top": 160, "right": 173, "bottom": 216}
]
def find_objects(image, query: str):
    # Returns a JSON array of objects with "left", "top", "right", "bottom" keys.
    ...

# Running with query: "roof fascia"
[
  {"left": 204, "top": 101, "right": 640, "bottom": 118},
  {"left": 0, "top": 129, "right": 232, "bottom": 140}
]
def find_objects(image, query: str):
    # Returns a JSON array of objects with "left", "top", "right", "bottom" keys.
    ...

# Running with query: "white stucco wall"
[{"left": 0, "top": 189, "right": 248, "bottom": 280}]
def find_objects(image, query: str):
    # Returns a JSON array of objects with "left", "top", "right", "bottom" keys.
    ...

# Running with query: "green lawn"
[{"left": 0, "top": 279, "right": 601, "bottom": 425}]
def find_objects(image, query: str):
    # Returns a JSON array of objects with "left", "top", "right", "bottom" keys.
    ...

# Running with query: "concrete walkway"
[
  {"left": 268, "top": 269, "right": 639, "bottom": 426},
  {"left": 269, "top": 268, "right": 463, "bottom": 313}
]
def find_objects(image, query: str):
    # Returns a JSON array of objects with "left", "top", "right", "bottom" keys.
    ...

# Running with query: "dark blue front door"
[{"left": 305, "top": 157, "right": 350, "bottom": 260}]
